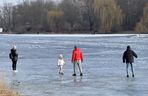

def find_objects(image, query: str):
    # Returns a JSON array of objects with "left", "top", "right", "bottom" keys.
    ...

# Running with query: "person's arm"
[
  {"left": 58, "top": 59, "right": 60, "bottom": 66},
  {"left": 63, "top": 59, "right": 65, "bottom": 65},
  {"left": 132, "top": 51, "right": 138, "bottom": 58},
  {"left": 71, "top": 50, "right": 75, "bottom": 63},
  {"left": 9, "top": 53, "right": 12, "bottom": 59},
  {"left": 123, "top": 51, "right": 126, "bottom": 63},
  {"left": 81, "top": 52, "right": 83, "bottom": 63}
]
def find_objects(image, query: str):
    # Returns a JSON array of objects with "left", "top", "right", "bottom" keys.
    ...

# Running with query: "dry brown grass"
[{"left": 0, "top": 80, "right": 20, "bottom": 96}]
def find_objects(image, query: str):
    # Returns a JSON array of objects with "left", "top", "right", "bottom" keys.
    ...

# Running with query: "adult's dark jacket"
[
  {"left": 9, "top": 48, "right": 18, "bottom": 61},
  {"left": 123, "top": 47, "right": 137, "bottom": 63}
]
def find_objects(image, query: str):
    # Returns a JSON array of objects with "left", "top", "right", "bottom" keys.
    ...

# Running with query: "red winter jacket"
[{"left": 71, "top": 48, "right": 83, "bottom": 63}]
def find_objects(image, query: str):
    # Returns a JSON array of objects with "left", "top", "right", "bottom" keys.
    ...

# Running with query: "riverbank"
[
  {"left": 1, "top": 30, "right": 146, "bottom": 34},
  {"left": 0, "top": 80, "right": 19, "bottom": 96}
]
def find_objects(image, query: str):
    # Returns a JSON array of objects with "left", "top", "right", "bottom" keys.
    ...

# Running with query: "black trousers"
[{"left": 12, "top": 60, "right": 17, "bottom": 70}]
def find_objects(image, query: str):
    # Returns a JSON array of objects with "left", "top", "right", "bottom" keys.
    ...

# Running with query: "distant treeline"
[{"left": 0, "top": 0, "right": 147, "bottom": 34}]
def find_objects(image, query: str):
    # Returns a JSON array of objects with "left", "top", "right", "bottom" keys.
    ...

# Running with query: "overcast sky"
[
  {"left": 0, "top": 0, "right": 61, "bottom": 6},
  {"left": 0, "top": 0, "right": 22, "bottom": 6}
]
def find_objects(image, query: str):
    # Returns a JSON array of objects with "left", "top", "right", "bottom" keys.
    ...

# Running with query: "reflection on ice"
[{"left": 10, "top": 72, "right": 21, "bottom": 91}]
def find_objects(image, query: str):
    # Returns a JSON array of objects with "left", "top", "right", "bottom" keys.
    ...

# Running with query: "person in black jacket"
[
  {"left": 9, "top": 45, "right": 18, "bottom": 72},
  {"left": 123, "top": 46, "right": 138, "bottom": 77}
]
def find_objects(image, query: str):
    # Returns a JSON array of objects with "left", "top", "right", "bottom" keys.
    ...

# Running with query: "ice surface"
[{"left": 0, "top": 34, "right": 148, "bottom": 96}]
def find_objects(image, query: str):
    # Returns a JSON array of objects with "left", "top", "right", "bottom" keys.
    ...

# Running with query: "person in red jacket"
[{"left": 71, "top": 46, "right": 83, "bottom": 76}]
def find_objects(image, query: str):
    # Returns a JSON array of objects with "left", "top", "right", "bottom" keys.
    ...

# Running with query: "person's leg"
[
  {"left": 77, "top": 60, "right": 83, "bottom": 76},
  {"left": 61, "top": 65, "right": 64, "bottom": 75},
  {"left": 126, "top": 63, "right": 129, "bottom": 77},
  {"left": 73, "top": 62, "right": 76, "bottom": 76},
  {"left": 12, "top": 61, "right": 16, "bottom": 71},
  {"left": 130, "top": 63, "right": 134, "bottom": 77},
  {"left": 14, "top": 61, "right": 17, "bottom": 70},
  {"left": 12, "top": 61, "right": 14, "bottom": 70},
  {"left": 59, "top": 65, "right": 62, "bottom": 74}
]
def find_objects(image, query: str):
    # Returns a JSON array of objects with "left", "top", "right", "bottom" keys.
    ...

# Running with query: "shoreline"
[
  {"left": 0, "top": 80, "right": 20, "bottom": 96},
  {"left": 0, "top": 33, "right": 148, "bottom": 38}
]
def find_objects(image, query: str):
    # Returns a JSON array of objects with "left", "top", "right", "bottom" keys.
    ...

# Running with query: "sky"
[
  {"left": 0, "top": 0, "right": 22, "bottom": 6},
  {"left": 0, "top": 0, "right": 61, "bottom": 6}
]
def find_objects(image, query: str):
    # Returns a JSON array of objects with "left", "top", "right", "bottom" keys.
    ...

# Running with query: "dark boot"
[
  {"left": 132, "top": 74, "right": 135, "bottom": 77},
  {"left": 127, "top": 75, "right": 129, "bottom": 78},
  {"left": 80, "top": 73, "right": 83, "bottom": 76},
  {"left": 73, "top": 74, "right": 76, "bottom": 76}
]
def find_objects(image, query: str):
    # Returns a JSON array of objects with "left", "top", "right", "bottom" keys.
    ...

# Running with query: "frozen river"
[{"left": 0, "top": 34, "right": 148, "bottom": 96}]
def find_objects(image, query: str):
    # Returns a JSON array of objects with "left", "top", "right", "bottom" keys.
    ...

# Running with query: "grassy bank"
[{"left": 0, "top": 80, "right": 20, "bottom": 96}]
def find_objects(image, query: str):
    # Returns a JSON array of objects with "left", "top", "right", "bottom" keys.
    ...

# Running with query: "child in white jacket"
[{"left": 58, "top": 54, "right": 65, "bottom": 75}]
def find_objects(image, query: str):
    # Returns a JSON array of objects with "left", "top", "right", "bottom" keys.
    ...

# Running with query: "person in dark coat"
[
  {"left": 9, "top": 45, "right": 18, "bottom": 72},
  {"left": 123, "top": 46, "right": 137, "bottom": 77}
]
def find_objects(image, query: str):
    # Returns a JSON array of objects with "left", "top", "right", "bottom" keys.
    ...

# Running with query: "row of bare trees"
[
  {"left": 135, "top": 3, "right": 148, "bottom": 33},
  {"left": 0, "top": 0, "right": 147, "bottom": 34}
]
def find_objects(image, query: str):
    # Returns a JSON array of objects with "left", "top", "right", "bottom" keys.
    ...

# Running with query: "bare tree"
[
  {"left": 59, "top": 0, "right": 81, "bottom": 32},
  {"left": 48, "top": 10, "right": 64, "bottom": 33},
  {"left": 1, "top": 0, "right": 147, "bottom": 34},
  {"left": 11, "top": 0, "right": 55, "bottom": 33},
  {"left": 80, "top": 0, "right": 96, "bottom": 33},
  {"left": 1, "top": 3, "right": 13, "bottom": 32},
  {"left": 135, "top": 3, "right": 148, "bottom": 33},
  {"left": 94, "top": 0, "right": 124, "bottom": 33},
  {"left": 117, "top": 0, "right": 148, "bottom": 31}
]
